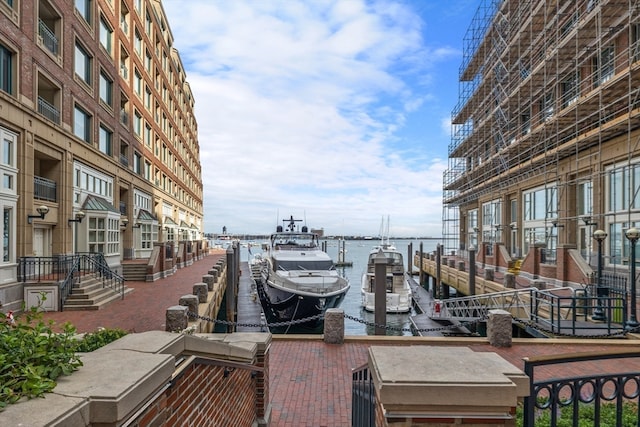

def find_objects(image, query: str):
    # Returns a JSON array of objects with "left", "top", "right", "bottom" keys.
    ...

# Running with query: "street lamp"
[
  {"left": 625, "top": 227, "right": 640, "bottom": 329},
  {"left": 592, "top": 229, "right": 608, "bottom": 321}
]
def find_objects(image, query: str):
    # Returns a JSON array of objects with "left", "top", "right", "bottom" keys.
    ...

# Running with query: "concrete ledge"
[{"left": 0, "top": 331, "right": 272, "bottom": 426}]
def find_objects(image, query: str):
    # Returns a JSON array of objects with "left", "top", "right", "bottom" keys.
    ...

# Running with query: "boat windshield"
[
  {"left": 368, "top": 251, "right": 403, "bottom": 264},
  {"left": 272, "top": 234, "right": 317, "bottom": 248},
  {"left": 275, "top": 259, "right": 334, "bottom": 271}
]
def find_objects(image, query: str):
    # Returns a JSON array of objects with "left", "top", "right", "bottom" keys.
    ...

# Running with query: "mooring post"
[
  {"left": 419, "top": 242, "right": 424, "bottom": 289},
  {"left": 469, "top": 246, "right": 476, "bottom": 295},
  {"left": 435, "top": 244, "right": 442, "bottom": 299},
  {"left": 226, "top": 245, "right": 236, "bottom": 333},
  {"left": 407, "top": 243, "right": 413, "bottom": 275},
  {"left": 374, "top": 249, "right": 387, "bottom": 335}
]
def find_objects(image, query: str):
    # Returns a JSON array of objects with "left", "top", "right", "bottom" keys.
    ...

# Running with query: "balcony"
[
  {"left": 34, "top": 176, "right": 56, "bottom": 202},
  {"left": 38, "top": 19, "right": 58, "bottom": 56},
  {"left": 37, "top": 97, "right": 60, "bottom": 124}
]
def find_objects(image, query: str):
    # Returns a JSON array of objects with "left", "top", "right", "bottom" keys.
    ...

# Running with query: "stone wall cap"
[
  {"left": 1, "top": 391, "right": 90, "bottom": 426},
  {"left": 368, "top": 346, "right": 525, "bottom": 407}
]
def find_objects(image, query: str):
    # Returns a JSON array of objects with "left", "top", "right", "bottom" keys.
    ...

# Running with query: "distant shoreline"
[{"left": 208, "top": 235, "right": 443, "bottom": 241}]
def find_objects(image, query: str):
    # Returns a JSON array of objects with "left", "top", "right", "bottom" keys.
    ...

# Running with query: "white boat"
[
  {"left": 360, "top": 218, "right": 412, "bottom": 313},
  {"left": 257, "top": 216, "right": 350, "bottom": 332}
]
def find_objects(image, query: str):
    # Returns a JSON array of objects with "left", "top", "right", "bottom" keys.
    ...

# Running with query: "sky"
[{"left": 161, "top": 0, "right": 480, "bottom": 238}]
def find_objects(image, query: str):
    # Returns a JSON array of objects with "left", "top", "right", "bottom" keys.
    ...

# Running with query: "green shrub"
[
  {"left": 0, "top": 307, "right": 82, "bottom": 411},
  {"left": 517, "top": 400, "right": 639, "bottom": 426},
  {"left": 75, "top": 327, "right": 128, "bottom": 352},
  {"left": 0, "top": 297, "right": 128, "bottom": 411}
]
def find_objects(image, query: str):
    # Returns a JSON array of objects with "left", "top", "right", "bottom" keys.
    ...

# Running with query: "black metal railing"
[
  {"left": 524, "top": 350, "right": 640, "bottom": 427},
  {"left": 18, "top": 254, "right": 125, "bottom": 309},
  {"left": 351, "top": 364, "right": 376, "bottom": 427},
  {"left": 530, "top": 288, "right": 626, "bottom": 335},
  {"left": 34, "top": 176, "right": 57, "bottom": 202}
]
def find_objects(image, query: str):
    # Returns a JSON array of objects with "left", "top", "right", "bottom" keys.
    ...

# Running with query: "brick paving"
[{"left": 36, "top": 255, "right": 640, "bottom": 427}]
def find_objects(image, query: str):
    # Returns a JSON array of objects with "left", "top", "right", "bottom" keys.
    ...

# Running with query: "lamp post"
[
  {"left": 625, "top": 227, "right": 640, "bottom": 329},
  {"left": 592, "top": 229, "right": 608, "bottom": 321}
]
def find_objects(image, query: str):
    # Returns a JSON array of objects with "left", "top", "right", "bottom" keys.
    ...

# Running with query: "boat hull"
[
  {"left": 360, "top": 288, "right": 412, "bottom": 313},
  {"left": 257, "top": 277, "right": 348, "bottom": 333}
]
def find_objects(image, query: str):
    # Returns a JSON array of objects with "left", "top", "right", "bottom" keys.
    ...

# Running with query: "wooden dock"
[
  {"left": 236, "top": 261, "right": 266, "bottom": 332},
  {"left": 408, "top": 275, "right": 472, "bottom": 337}
]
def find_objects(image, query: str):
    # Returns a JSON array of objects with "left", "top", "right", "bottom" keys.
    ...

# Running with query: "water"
[{"left": 237, "top": 238, "right": 441, "bottom": 336}]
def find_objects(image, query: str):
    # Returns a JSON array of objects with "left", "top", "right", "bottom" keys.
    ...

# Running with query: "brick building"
[
  {"left": 0, "top": 0, "right": 203, "bottom": 311},
  {"left": 443, "top": 0, "right": 640, "bottom": 287}
]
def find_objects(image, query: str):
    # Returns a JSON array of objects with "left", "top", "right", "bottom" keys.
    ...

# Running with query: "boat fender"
[{"left": 434, "top": 300, "right": 441, "bottom": 316}]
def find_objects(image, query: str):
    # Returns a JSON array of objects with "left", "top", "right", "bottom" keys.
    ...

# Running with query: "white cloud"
[{"left": 162, "top": 0, "right": 456, "bottom": 237}]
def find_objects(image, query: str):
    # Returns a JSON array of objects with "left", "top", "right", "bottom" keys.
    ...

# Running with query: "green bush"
[
  {"left": 75, "top": 327, "right": 128, "bottom": 352},
  {"left": 0, "top": 300, "right": 128, "bottom": 411},
  {"left": 517, "top": 400, "right": 639, "bottom": 426},
  {"left": 0, "top": 307, "right": 82, "bottom": 411}
]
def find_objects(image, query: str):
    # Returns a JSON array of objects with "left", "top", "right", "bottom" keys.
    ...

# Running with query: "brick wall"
[{"left": 132, "top": 362, "right": 257, "bottom": 427}]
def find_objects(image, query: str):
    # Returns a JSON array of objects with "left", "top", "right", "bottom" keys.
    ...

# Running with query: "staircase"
[
  {"left": 63, "top": 273, "right": 133, "bottom": 311},
  {"left": 122, "top": 261, "right": 148, "bottom": 281}
]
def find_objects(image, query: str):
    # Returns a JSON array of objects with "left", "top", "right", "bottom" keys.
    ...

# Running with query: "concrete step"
[{"left": 63, "top": 273, "right": 133, "bottom": 310}]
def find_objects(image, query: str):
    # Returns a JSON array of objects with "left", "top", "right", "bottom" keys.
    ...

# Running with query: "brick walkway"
[
  {"left": 35, "top": 255, "right": 640, "bottom": 427},
  {"left": 39, "top": 251, "right": 226, "bottom": 333}
]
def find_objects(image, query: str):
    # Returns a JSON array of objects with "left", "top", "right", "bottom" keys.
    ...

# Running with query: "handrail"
[
  {"left": 430, "top": 286, "right": 625, "bottom": 335},
  {"left": 59, "top": 256, "right": 81, "bottom": 310},
  {"left": 523, "top": 350, "right": 640, "bottom": 426},
  {"left": 19, "top": 254, "right": 125, "bottom": 309}
]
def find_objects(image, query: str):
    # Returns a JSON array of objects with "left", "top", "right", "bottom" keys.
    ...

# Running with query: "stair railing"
[
  {"left": 59, "top": 256, "right": 82, "bottom": 310},
  {"left": 76, "top": 252, "right": 126, "bottom": 300}
]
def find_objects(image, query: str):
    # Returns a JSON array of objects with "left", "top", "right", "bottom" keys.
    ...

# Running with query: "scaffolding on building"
[{"left": 442, "top": 0, "right": 640, "bottom": 276}]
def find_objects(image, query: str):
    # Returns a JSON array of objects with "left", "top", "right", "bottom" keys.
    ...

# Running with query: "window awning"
[
  {"left": 81, "top": 195, "right": 119, "bottom": 213},
  {"left": 137, "top": 209, "right": 157, "bottom": 222}
]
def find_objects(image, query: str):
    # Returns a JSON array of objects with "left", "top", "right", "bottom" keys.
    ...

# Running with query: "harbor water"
[{"left": 236, "top": 238, "right": 441, "bottom": 336}]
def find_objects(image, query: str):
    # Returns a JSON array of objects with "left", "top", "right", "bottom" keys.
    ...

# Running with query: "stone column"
[
  {"left": 165, "top": 305, "right": 188, "bottom": 332},
  {"left": 193, "top": 283, "right": 208, "bottom": 303},
  {"left": 487, "top": 309, "right": 512, "bottom": 348},
  {"left": 323, "top": 309, "right": 344, "bottom": 344}
]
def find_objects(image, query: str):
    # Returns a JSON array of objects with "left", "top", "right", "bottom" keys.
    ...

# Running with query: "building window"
[
  {"left": 633, "top": 24, "right": 640, "bottom": 63},
  {"left": 145, "top": 49, "right": 152, "bottom": 72},
  {"left": 561, "top": 72, "right": 580, "bottom": 108},
  {"left": 134, "top": 68, "right": 142, "bottom": 96},
  {"left": 540, "top": 92, "right": 555, "bottom": 122},
  {"left": 607, "top": 163, "right": 640, "bottom": 212},
  {"left": 75, "top": 0, "right": 91, "bottom": 23},
  {"left": 577, "top": 180, "right": 593, "bottom": 217},
  {"left": 523, "top": 185, "right": 558, "bottom": 262},
  {"left": 74, "top": 42, "right": 92, "bottom": 85},
  {"left": 99, "top": 16, "right": 113, "bottom": 56},
  {"left": 593, "top": 46, "right": 614, "bottom": 87},
  {"left": 3, "top": 207, "right": 11, "bottom": 263},
  {"left": 133, "top": 110, "right": 142, "bottom": 137},
  {"left": 144, "top": 160, "right": 151, "bottom": 180},
  {"left": 99, "top": 125, "right": 112, "bottom": 156},
  {"left": 88, "top": 217, "right": 105, "bottom": 253},
  {"left": 141, "top": 223, "right": 152, "bottom": 249},
  {"left": 107, "top": 217, "right": 119, "bottom": 254},
  {"left": 481, "top": 199, "right": 501, "bottom": 253},
  {"left": 134, "top": 29, "right": 142, "bottom": 56},
  {"left": 144, "top": 86, "right": 152, "bottom": 109},
  {"left": 74, "top": 105, "right": 92, "bottom": 142},
  {"left": 99, "top": 71, "right": 113, "bottom": 107},
  {"left": 145, "top": 123, "right": 152, "bottom": 146},
  {"left": 134, "top": 152, "right": 142, "bottom": 174},
  {"left": 0, "top": 44, "right": 14, "bottom": 95}
]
